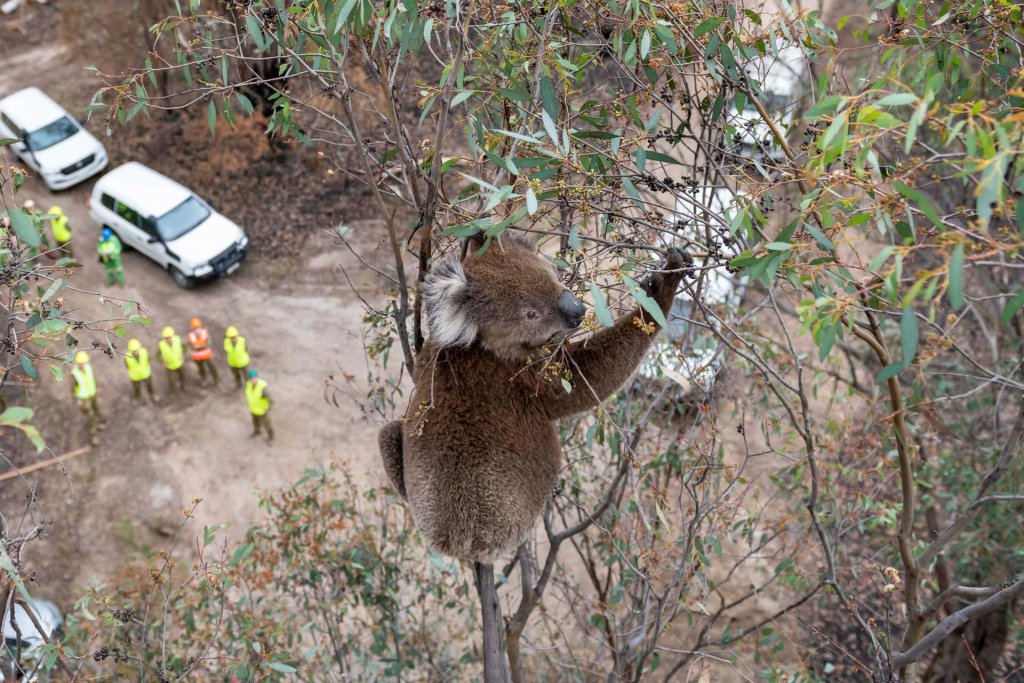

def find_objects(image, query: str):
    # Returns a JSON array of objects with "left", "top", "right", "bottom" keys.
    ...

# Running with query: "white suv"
[
  {"left": 1, "top": 598, "right": 63, "bottom": 681},
  {"left": 89, "top": 162, "right": 249, "bottom": 288},
  {"left": 0, "top": 87, "right": 108, "bottom": 190},
  {"left": 728, "top": 44, "right": 807, "bottom": 160}
]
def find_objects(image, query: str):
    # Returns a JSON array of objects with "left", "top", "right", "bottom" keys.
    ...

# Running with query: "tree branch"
[
  {"left": 916, "top": 408, "right": 1024, "bottom": 570},
  {"left": 892, "top": 577, "right": 1024, "bottom": 670}
]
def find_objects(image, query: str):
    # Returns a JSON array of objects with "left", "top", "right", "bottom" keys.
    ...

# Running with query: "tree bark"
[{"left": 474, "top": 562, "right": 510, "bottom": 683}]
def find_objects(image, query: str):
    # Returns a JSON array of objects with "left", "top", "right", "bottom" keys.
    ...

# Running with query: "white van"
[
  {"left": 89, "top": 162, "right": 249, "bottom": 288},
  {"left": 728, "top": 44, "right": 807, "bottom": 160},
  {"left": 0, "top": 87, "right": 108, "bottom": 190}
]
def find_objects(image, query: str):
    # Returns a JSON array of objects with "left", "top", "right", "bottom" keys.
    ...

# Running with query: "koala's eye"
[{"left": 526, "top": 310, "right": 538, "bottom": 320}]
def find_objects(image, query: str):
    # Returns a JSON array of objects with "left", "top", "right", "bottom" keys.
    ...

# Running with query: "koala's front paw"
[
  {"left": 663, "top": 246, "right": 691, "bottom": 274},
  {"left": 642, "top": 247, "right": 691, "bottom": 302}
]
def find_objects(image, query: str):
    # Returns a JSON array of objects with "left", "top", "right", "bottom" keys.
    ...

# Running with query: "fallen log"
[{"left": 0, "top": 447, "right": 91, "bottom": 482}]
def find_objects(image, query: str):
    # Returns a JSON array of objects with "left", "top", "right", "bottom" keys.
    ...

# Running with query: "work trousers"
[
  {"left": 166, "top": 366, "right": 186, "bottom": 392},
  {"left": 131, "top": 376, "right": 158, "bottom": 402},
  {"left": 229, "top": 364, "right": 249, "bottom": 388},
  {"left": 104, "top": 262, "right": 124, "bottom": 286},
  {"left": 78, "top": 396, "right": 104, "bottom": 443},
  {"left": 251, "top": 413, "right": 274, "bottom": 442},
  {"left": 195, "top": 358, "right": 219, "bottom": 385}
]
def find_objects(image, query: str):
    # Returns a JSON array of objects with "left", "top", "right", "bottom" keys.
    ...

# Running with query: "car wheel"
[{"left": 170, "top": 267, "right": 196, "bottom": 289}]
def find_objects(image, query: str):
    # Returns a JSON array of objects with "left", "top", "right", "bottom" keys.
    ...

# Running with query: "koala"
[{"left": 378, "top": 236, "right": 688, "bottom": 564}]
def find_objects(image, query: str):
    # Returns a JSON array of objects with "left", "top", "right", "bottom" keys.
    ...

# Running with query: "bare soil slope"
[{"left": 0, "top": 38, "right": 401, "bottom": 607}]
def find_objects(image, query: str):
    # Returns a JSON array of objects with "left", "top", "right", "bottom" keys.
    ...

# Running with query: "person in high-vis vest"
[
  {"left": 245, "top": 369, "right": 274, "bottom": 442},
  {"left": 223, "top": 326, "right": 251, "bottom": 388},
  {"left": 71, "top": 350, "right": 104, "bottom": 445},
  {"left": 159, "top": 326, "right": 187, "bottom": 392},
  {"left": 187, "top": 317, "right": 219, "bottom": 386},
  {"left": 48, "top": 206, "right": 72, "bottom": 259},
  {"left": 125, "top": 338, "right": 158, "bottom": 403},
  {"left": 97, "top": 227, "right": 124, "bottom": 286}
]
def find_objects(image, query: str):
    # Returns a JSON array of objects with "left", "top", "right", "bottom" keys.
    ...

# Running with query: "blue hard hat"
[
  {"left": 101, "top": 227, "right": 112, "bottom": 240},
  {"left": 247, "top": 369, "right": 258, "bottom": 379}
]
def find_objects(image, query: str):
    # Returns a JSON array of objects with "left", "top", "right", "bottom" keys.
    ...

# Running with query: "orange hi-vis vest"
[{"left": 187, "top": 327, "right": 213, "bottom": 362}]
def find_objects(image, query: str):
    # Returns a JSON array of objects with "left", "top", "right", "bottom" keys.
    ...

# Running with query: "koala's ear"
[
  {"left": 422, "top": 255, "right": 479, "bottom": 348},
  {"left": 497, "top": 231, "right": 533, "bottom": 251}
]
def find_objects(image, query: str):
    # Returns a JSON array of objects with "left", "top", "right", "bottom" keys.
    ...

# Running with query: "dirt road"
[{"left": 0, "top": 45, "right": 395, "bottom": 605}]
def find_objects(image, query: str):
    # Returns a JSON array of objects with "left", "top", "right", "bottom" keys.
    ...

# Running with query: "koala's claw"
[
  {"left": 641, "top": 247, "right": 690, "bottom": 298},
  {"left": 663, "top": 246, "right": 692, "bottom": 272}
]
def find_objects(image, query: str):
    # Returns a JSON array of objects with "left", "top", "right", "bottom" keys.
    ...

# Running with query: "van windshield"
[
  {"left": 155, "top": 197, "right": 211, "bottom": 242},
  {"left": 25, "top": 116, "right": 78, "bottom": 151}
]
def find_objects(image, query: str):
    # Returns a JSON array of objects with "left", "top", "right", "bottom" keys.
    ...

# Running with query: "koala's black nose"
[{"left": 557, "top": 290, "right": 586, "bottom": 328}]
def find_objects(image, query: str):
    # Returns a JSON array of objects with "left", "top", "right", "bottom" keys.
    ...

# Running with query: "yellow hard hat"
[
  {"left": 127, "top": 339, "right": 142, "bottom": 353},
  {"left": 162, "top": 326, "right": 175, "bottom": 338},
  {"left": 225, "top": 326, "right": 239, "bottom": 338},
  {"left": 74, "top": 350, "right": 90, "bottom": 364},
  {"left": 49, "top": 206, "right": 63, "bottom": 217}
]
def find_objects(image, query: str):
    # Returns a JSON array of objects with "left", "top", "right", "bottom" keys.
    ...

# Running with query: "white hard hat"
[{"left": 22, "top": 199, "right": 35, "bottom": 210}]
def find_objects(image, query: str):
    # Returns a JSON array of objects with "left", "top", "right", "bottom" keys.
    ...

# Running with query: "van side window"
[
  {"left": 115, "top": 201, "right": 138, "bottom": 225},
  {"left": 134, "top": 213, "right": 158, "bottom": 238},
  {"left": 101, "top": 194, "right": 114, "bottom": 210}
]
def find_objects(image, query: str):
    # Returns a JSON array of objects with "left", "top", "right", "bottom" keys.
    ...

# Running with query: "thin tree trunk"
[{"left": 474, "top": 562, "right": 509, "bottom": 683}]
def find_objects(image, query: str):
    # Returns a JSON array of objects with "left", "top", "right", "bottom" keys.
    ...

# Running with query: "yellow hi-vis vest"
[
  {"left": 52, "top": 214, "right": 71, "bottom": 243},
  {"left": 159, "top": 335, "right": 185, "bottom": 371},
  {"left": 224, "top": 336, "right": 250, "bottom": 369},
  {"left": 72, "top": 363, "right": 97, "bottom": 400},
  {"left": 245, "top": 378, "right": 270, "bottom": 416},
  {"left": 125, "top": 348, "right": 152, "bottom": 382}
]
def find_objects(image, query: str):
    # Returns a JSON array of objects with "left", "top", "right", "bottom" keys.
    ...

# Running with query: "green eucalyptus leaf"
[
  {"left": 893, "top": 182, "right": 942, "bottom": 228},
  {"left": 948, "top": 244, "right": 964, "bottom": 309},
  {"left": 0, "top": 407, "right": 33, "bottom": 425},
  {"left": 10, "top": 209, "right": 40, "bottom": 248},
  {"left": 900, "top": 307, "right": 918, "bottom": 366},
  {"left": 589, "top": 282, "right": 613, "bottom": 327},
  {"left": 207, "top": 99, "right": 217, "bottom": 135},
  {"left": 876, "top": 93, "right": 916, "bottom": 107},
  {"left": 622, "top": 276, "right": 668, "bottom": 329},
  {"left": 1000, "top": 289, "right": 1024, "bottom": 325}
]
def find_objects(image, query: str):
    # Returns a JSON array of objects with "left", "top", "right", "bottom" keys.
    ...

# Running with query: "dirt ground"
[{"left": 0, "top": 38, "right": 399, "bottom": 608}]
